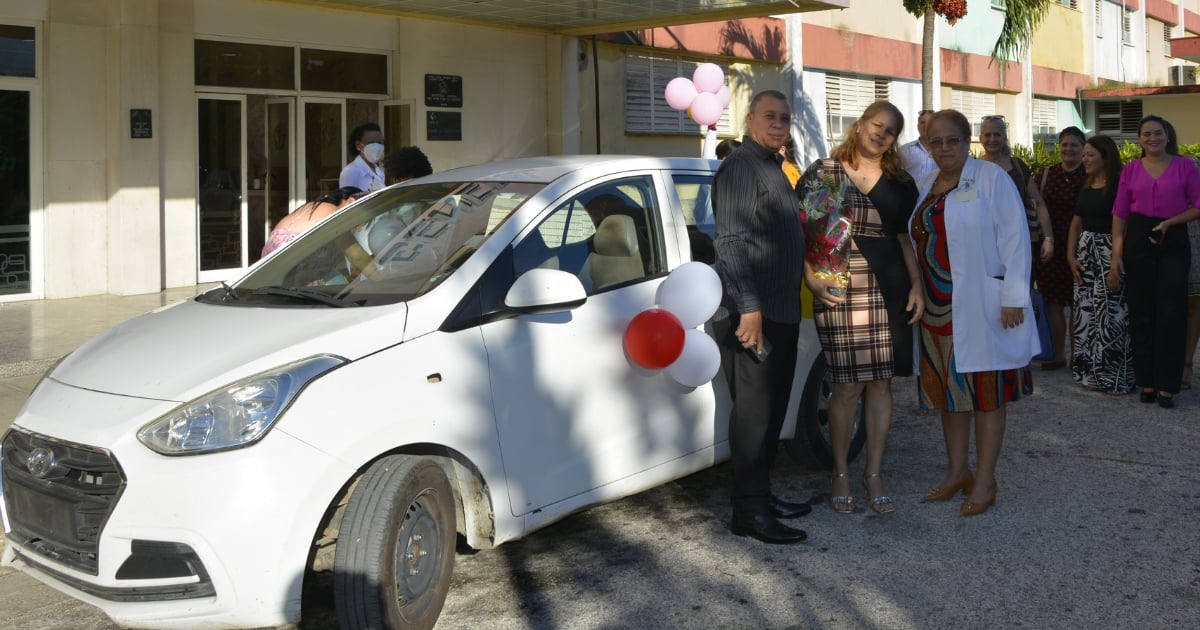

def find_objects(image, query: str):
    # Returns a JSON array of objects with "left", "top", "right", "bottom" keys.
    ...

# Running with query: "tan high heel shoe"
[
  {"left": 960, "top": 482, "right": 998, "bottom": 516},
  {"left": 862, "top": 473, "right": 895, "bottom": 514},
  {"left": 830, "top": 473, "right": 854, "bottom": 514},
  {"left": 922, "top": 471, "right": 974, "bottom": 502}
]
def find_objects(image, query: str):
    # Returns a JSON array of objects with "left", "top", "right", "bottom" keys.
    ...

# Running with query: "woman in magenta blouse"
[{"left": 1110, "top": 115, "right": 1200, "bottom": 408}]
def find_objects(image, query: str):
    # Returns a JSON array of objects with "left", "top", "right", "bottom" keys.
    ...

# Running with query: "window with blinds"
[
  {"left": 1057, "top": 0, "right": 1077, "bottom": 8},
  {"left": 1096, "top": 100, "right": 1142, "bottom": 139},
  {"left": 950, "top": 89, "right": 996, "bottom": 139},
  {"left": 1122, "top": 8, "right": 1132, "bottom": 45},
  {"left": 1165, "top": 23, "right": 1173, "bottom": 56},
  {"left": 1095, "top": 0, "right": 1102, "bottom": 36},
  {"left": 625, "top": 52, "right": 732, "bottom": 135},
  {"left": 1032, "top": 99, "right": 1058, "bottom": 143},
  {"left": 824, "top": 73, "right": 888, "bottom": 145}
]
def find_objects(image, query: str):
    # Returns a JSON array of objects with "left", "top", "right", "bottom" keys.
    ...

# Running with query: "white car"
[{"left": 1, "top": 156, "right": 862, "bottom": 629}]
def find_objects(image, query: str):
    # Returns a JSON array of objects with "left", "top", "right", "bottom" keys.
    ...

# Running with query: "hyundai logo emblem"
[{"left": 26, "top": 447, "right": 56, "bottom": 479}]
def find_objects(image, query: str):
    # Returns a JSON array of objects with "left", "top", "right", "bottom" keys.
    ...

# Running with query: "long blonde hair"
[{"left": 830, "top": 100, "right": 907, "bottom": 178}]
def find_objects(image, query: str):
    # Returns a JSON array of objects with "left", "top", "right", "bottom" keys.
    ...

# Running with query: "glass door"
[
  {"left": 197, "top": 95, "right": 247, "bottom": 281},
  {"left": 255, "top": 97, "right": 295, "bottom": 264},
  {"left": 0, "top": 88, "right": 32, "bottom": 297},
  {"left": 299, "top": 97, "right": 345, "bottom": 204}
]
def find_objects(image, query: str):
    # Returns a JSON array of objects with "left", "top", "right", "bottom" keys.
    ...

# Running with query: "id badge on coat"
[{"left": 955, "top": 188, "right": 978, "bottom": 202}]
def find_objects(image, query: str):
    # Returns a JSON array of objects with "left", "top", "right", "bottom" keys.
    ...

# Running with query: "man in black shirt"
[{"left": 712, "top": 90, "right": 809, "bottom": 544}]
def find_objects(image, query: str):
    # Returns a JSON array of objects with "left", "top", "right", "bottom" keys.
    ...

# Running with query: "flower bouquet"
[{"left": 798, "top": 171, "right": 854, "bottom": 296}]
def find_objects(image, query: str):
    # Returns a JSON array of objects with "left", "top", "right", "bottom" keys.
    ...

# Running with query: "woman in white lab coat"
[{"left": 907, "top": 109, "right": 1040, "bottom": 516}]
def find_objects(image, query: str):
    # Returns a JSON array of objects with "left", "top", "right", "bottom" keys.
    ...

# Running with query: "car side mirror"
[{"left": 504, "top": 268, "right": 587, "bottom": 313}]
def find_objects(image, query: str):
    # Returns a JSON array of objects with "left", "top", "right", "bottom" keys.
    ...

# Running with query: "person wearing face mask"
[{"left": 339, "top": 123, "right": 386, "bottom": 193}]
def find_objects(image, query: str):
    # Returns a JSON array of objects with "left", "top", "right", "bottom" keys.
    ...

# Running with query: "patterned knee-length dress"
[
  {"left": 802, "top": 161, "right": 917, "bottom": 383},
  {"left": 910, "top": 187, "right": 1033, "bottom": 412}
]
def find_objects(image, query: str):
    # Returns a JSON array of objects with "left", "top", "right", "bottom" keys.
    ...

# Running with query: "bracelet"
[{"left": 1043, "top": 237, "right": 1055, "bottom": 242}]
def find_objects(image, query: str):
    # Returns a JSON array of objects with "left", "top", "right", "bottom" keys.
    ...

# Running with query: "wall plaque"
[
  {"left": 425, "top": 74, "right": 463, "bottom": 108},
  {"left": 130, "top": 109, "right": 152, "bottom": 138},
  {"left": 427, "top": 111, "right": 462, "bottom": 142}
]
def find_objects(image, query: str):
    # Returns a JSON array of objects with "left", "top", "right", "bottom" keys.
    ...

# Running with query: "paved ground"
[{"left": 1, "top": 289, "right": 1198, "bottom": 629}]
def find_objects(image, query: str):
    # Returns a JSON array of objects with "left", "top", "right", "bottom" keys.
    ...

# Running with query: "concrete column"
[
  {"left": 158, "top": 0, "right": 197, "bottom": 289},
  {"left": 105, "top": 0, "right": 163, "bottom": 295}
]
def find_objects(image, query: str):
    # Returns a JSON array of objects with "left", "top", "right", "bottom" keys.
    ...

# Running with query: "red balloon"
[{"left": 624, "top": 308, "right": 686, "bottom": 369}]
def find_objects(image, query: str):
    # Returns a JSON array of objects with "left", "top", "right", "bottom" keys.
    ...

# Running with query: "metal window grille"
[
  {"left": 1032, "top": 99, "right": 1058, "bottom": 143},
  {"left": 824, "top": 73, "right": 888, "bottom": 146},
  {"left": 1096, "top": 100, "right": 1143, "bottom": 139},
  {"left": 950, "top": 89, "right": 996, "bottom": 139},
  {"left": 625, "top": 52, "right": 732, "bottom": 135}
]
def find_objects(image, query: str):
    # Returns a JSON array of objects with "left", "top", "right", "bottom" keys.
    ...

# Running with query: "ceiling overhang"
[
  {"left": 1170, "top": 35, "right": 1200, "bottom": 63},
  {"left": 271, "top": 0, "right": 851, "bottom": 35}
]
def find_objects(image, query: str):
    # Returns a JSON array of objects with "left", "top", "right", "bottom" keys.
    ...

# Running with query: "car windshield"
[{"left": 203, "top": 180, "right": 544, "bottom": 307}]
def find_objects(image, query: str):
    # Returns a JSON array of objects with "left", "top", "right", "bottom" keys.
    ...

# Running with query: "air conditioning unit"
[{"left": 1170, "top": 65, "right": 1198, "bottom": 86}]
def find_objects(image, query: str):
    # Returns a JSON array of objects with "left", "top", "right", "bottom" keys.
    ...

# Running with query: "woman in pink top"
[
  {"left": 262, "top": 186, "right": 362, "bottom": 257},
  {"left": 1110, "top": 115, "right": 1200, "bottom": 408}
]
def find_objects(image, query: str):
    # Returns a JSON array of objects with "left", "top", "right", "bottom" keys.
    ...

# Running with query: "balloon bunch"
[
  {"left": 664, "top": 63, "right": 731, "bottom": 128},
  {"left": 623, "top": 262, "right": 723, "bottom": 388}
]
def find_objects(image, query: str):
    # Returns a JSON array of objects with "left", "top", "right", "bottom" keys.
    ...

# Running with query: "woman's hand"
[
  {"left": 1001, "top": 306, "right": 1024, "bottom": 329},
  {"left": 1039, "top": 238, "right": 1054, "bottom": 263},
  {"left": 905, "top": 284, "right": 925, "bottom": 324},
  {"left": 1067, "top": 256, "right": 1083, "bottom": 284},
  {"left": 803, "top": 266, "right": 848, "bottom": 308},
  {"left": 1106, "top": 256, "right": 1123, "bottom": 291}
]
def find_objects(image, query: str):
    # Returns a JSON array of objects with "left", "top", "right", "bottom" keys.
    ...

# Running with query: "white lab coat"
[
  {"left": 910, "top": 157, "right": 1040, "bottom": 373},
  {"left": 339, "top": 154, "right": 385, "bottom": 193}
]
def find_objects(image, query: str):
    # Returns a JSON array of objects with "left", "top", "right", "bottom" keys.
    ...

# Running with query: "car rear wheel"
[
  {"left": 784, "top": 354, "right": 866, "bottom": 469},
  {"left": 334, "top": 456, "right": 456, "bottom": 630}
]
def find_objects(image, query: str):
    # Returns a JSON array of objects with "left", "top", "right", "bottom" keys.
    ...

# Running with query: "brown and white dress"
[{"left": 798, "top": 160, "right": 919, "bottom": 383}]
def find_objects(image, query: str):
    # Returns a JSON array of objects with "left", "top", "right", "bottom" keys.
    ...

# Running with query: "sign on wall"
[
  {"left": 130, "top": 109, "right": 152, "bottom": 138},
  {"left": 425, "top": 74, "right": 463, "bottom": 108},
  {"left": 427, "top": 111, "right": 462, "bottom": 142}
]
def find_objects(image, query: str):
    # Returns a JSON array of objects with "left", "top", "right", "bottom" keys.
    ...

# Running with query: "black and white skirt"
[{"left": 1070, "top": 231, "right": 1135, "bottom": 393}]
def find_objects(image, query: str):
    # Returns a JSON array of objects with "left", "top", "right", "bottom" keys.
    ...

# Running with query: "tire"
[
  {"left": 783, "top": 354, "right": 866, "bottom": 469},
  {"left": 334, "top": 456, "right": 456, "bottom": 630}
]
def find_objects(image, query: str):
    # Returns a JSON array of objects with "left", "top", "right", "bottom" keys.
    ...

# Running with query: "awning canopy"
[
  {"left": 275, "top": 0, "right": 850, "bottom": 35},
  {"left": 1170, "top": 36, "right": 1200, "bottom": 63}
]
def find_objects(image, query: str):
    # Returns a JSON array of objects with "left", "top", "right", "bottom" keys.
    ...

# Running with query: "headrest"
[{"left": 593, "top": 215, "right": 639, "bottom": 257}]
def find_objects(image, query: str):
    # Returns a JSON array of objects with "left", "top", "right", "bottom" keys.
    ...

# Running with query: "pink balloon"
[
  {"left": 689, "top": 92, "right": 723, "bottom": 127},
  {"left": 664, "top": 77, "right": 698, "bottom": 111},
  {"left": 715, "top": 85, "right": 731, "bottom": 109},
  {"left": 692, "top": 63, "right": 725, "bottom": 94}
]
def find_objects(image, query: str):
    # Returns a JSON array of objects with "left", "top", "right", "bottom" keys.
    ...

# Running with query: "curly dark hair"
[{"left": 382, "top": 146, "right": 434, "bottom": 182}]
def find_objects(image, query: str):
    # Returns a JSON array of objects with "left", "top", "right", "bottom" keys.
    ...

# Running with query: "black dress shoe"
[
  {"left": 768, "top": 494, "right": 813, "bottom": 519},
  {"left": 1140, "top": 390, "right": 1156, "bottom": 403},
  {"left": 1158, "top": 393, "right": 1175, "bottom": 409},
  {"left": 730, "top": 513, "right": 808, "bottom": 544}
]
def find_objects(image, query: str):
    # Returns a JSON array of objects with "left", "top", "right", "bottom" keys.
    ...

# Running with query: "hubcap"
[{"left": 394, "top": 492, "right": 442, "bottom": 604}]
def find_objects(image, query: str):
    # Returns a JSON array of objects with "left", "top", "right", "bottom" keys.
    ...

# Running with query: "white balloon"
[
  {"left": 667, "top": 329, "right": 721, "bottom": 388},
  {"left": 657, "top": 262, "right": 722, "bottom": 329}
]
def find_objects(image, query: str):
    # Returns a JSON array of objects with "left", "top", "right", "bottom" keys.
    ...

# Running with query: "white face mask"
[{"left": 362, "top": 142, "right": 385, "bottom": 164}]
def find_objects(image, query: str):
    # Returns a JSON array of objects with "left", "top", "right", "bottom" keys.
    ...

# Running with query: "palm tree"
[{"left": 903, "top": 0, "right": 1052, "bottom": 110}]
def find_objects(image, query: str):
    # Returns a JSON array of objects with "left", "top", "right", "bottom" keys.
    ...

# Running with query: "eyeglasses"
[
  {"left": 981, "top": 115, "right": 1006, "bottom": 121},
  {"left": 918, "top": 110, "right": 935, "bottom": 116},
  {"left": 928, "top": 136, "right": 964, "bottom": 150}
]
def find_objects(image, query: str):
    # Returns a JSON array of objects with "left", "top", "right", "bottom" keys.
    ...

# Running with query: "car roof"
[{"left": 414, "top": 155, "right": 719, "bottom": 185}]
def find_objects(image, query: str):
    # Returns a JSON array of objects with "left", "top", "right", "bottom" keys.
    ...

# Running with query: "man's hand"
[{"left": 735, "top": 311, "right": 765, "bottom": 354}]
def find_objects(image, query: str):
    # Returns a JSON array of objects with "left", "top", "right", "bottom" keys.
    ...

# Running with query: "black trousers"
[
  {"left": 1124, "top": 213, "right": 1191, "bottom": 394},
  {"left": 712, "top": 313, "right": 800, "bottom": 517}
]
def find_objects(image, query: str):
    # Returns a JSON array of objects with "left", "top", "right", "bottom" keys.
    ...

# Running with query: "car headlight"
[{"left": 137, "top": 355, "right": 345, "bottom": 455}]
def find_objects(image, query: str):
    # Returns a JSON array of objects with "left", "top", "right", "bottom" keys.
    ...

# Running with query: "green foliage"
[
  {"left": 1011, "top": 140, "right": 1058, "bottom": 173},
  {"left": 991, "top": 0, "right": 1053, "bottom": 65},
  {"left": 902, "top": 0, "right": 933, "bottom": 17}
]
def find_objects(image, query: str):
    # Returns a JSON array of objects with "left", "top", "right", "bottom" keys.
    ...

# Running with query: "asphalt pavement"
[{"left": 1, "top": 289, "right": 1198, "bottom": 629}]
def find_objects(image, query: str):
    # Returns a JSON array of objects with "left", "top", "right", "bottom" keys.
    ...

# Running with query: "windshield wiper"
[
  {"left": 220, "top": 281, "right": 240, "bottom": 302},
  {"left": 251, "top": 285, "right": 352, "bottom": 308}
]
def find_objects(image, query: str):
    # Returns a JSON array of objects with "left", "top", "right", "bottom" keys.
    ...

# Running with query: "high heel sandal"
[
  {"left": 922, "top": 471, "right": 974, "bottom": 502},
  {"left": 960, "top": 482, "right": 998, "bottom": 516},
  {"left": 830, "top": 473, "right": 855, "bottom": 514},
  {"left": 862, "top": 473, "right": 895, "bottom": 514}
]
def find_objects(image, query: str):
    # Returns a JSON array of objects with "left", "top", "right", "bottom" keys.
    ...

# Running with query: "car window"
[
  {"left": 513, "top": 175, "right": 664, "bottom": 294},
  {"left": 672, "top": 174, "right": 716, "bottom": 264}
]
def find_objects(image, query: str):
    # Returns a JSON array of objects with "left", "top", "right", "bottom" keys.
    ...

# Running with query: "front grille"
[{"left": 2, "top": 429, "right": 125, "bottom": 575}]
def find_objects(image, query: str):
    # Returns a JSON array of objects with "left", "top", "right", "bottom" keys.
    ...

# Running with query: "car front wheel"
[
  {"left": 334, "top": 456, "right": 456, "bottom": 630},
  {"left": 784, "top": 353, "right": 866, "bottom": 469}
]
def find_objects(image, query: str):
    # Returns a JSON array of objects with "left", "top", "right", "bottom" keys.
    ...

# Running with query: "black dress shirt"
[{"left": 713, "top": 136, "right": 805, "bottom": 324}]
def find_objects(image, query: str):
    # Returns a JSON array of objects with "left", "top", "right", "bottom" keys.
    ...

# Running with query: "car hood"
[{"left": 48, "top": 298, "right": 406, "bottom": 402}]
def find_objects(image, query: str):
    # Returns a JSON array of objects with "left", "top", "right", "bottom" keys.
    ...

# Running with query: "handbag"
[{"left": 1030, "top": 288, "right": 1054, "bottom": 362}]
